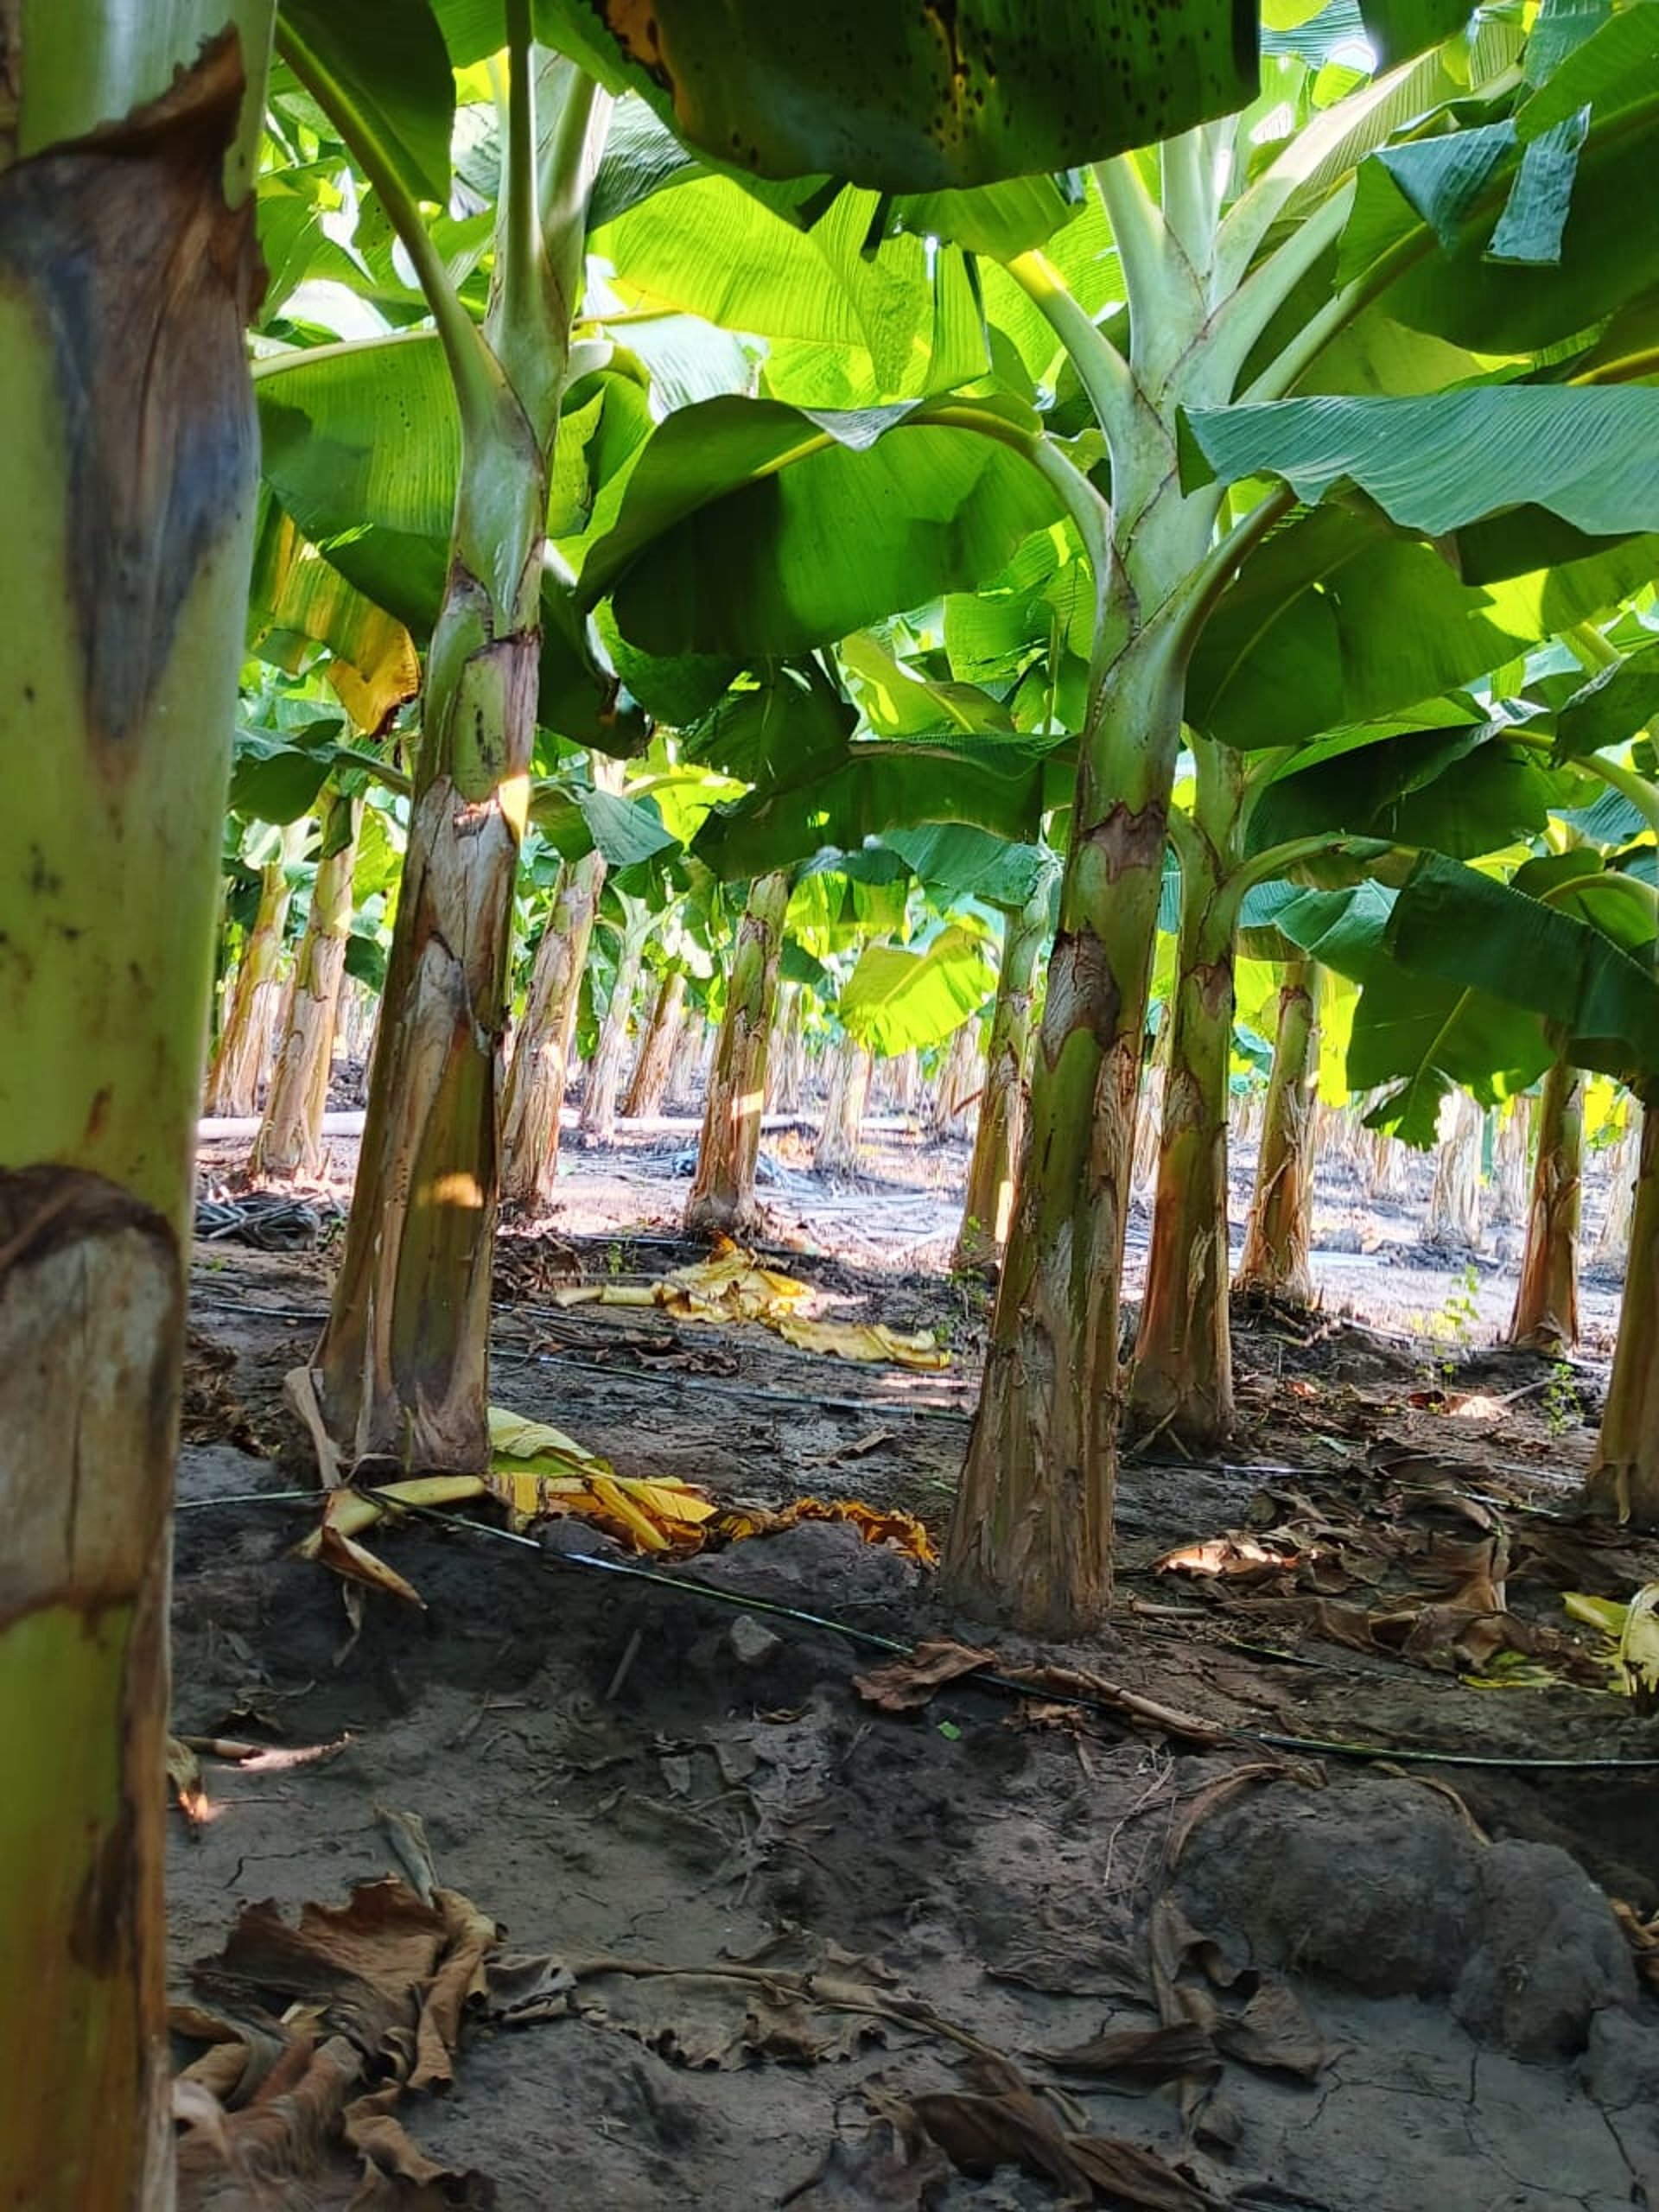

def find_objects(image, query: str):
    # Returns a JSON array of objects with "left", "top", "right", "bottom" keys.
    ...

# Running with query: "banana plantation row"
[{"left": 7, "top": 0, "right": 1659, "bottom": 2200}]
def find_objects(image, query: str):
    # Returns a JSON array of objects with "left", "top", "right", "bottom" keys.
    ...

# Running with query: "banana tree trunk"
[
  {"left": 1425, "top": 1089, "right": 1484, "bottom": 1249},
  {"left": 249, "top": 789, "right": 362, "bottom": 1179},
  {"left": 815, "top": 1037, "right": 872, "bottom": 1173},
  {"left": 931, "top": 1016, "right": 984, "bottom": 1136},
  {"left": 0, "top": 19, "right": 270, "bottom": 2208},
  {"left": 1131, "top": 1006, "right": 1169, "bottom": 1198},
  {"left": 666, "top": 1008, "right": 709, "bottom": 1109},
  {"left": 1236, "top": 957, "right": 1319, "bottom": 1304},
  {"left": 311, "top": 64, "right": 611, "bottom": 1471},
  {"left": 1592, "top": 1111, "right": 1640, "bottom": 1264},
  {"left": 1131, "top": 741, "right": 1242, "bottom": 1445},
  {"left": 955, "top": 884, "right": 1048, "bottom": 1273},
  {"left": 1491, "top": 1096, "right": 1531, "bottom": 1227},
  {"left": 1584, "top": 1098, "right": 1659, "bottom": 1523},
  {"left": 944, "top": 609, "right": 1201, "bottom": 1632},
  {"left": 205, "top": 830, "right": 301, "bottom": 1116},
  {"left": 766, "top": 982, "right": 805, "bottom": 1111},
  {"left": 1359, "top": 1105, "right": 1408, "bottom": 1199},
  {"left": 578, "top": 911, "right": 645, "bottom": 1145},
  {"left": 622, "top": 966, "right": 685, "bottom": 1121},
  {"left": 892, "top": 1046, "right": 922, "bottom": 1116},
  {"left": 686, "top": 872, "right": 790, "bottom": 1235},
  {"left": 1507, "top": 1059, "right": 1582, "bottom": 1352},
  {"left": 499, "top": 849, "right": 605, "bottom": 1210}
]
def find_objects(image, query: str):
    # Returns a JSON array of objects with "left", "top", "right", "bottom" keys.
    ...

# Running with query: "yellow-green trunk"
[{"left": 0, "top": 20, "right": 270, "bottom": 2207}]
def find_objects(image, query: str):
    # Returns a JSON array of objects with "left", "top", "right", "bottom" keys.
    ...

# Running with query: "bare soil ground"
[{"left": 170, "top": 1117, "right": 1658, "bottom": 2209}]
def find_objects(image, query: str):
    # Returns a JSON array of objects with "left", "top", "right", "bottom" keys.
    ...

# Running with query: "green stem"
[
  {"left": 1509, "top": 725, "right": 1659, "bottom": 838},
  {"left": 1216, "top": 833, "right": 1395, "bottom": 940},
  {"left": 1005, "top": 248, "right": 1134, "bottom": 475},
  {"left": 1169, "top": 481, "right": 1296, "bottom": 660},
  {"left": 274, "top": 18, "right": 499, "bottom": 445},
  {"left": 1243, "top": 224, "right": 1426, "bottom": 401},
  {"left": 1209, "top": 178, "right": 1355, "bottom": 391},
  {"left": 1094, "top": 152, "right": 1169, "bottom": 354},
  {"left": 1159, "top": 126, "right": 1213, "bottom": 293},
  {"left": 497, "top": 0, "right": 541, "bottom": 354},
  {"left": 1566, "top": 620, "right": 1621, "bottom": 670}
]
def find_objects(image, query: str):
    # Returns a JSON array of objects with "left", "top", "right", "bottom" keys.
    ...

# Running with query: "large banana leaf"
[
  {"left": 1188, "top": 505, "right": 1653, "bottom": 750},
  {"left": 683, "top": 663, "right": 855, "bottom": 789},
  {"left": 594, "top": 178, "right": 988, "bottom": 402},
  {"left": 840, "top": 632, "right": 1015, "bottom": 740},
  {"left": 1554, "top": 642, "right": 1659, "bottom": 760},
  {"left": 579, "top": 396, "right": 1065, "bottom": 658},
  {"left": 838, "top": 927, "right": 998, "bottom": 1054},
  {"left": 529, "top": 784, "right": 680, "bottom": 868},
  {"left": 1385, "top": 851, "right": 1659, "bottom": 1079},
  {"left": 694, "top": 734, "right": 1057, "bottom": 880},
  {"left": 278, "top": 0, "right": 456, "bottom": 204},
  {"left": 1266, "top": 882, "right": 1549, "bottom": 1139},
  {"left": 1182, "top": 391, "right": 1659, "bottom": 541},
  {"left": 1327, "top": 69, "right": 1659, "bottom": 352},
  {"left": 256, "top": 336, "right": 651, "bottom": 753},
  {"left": 1348, "top": 961, "right": 1555, "bottom": 1143},
  {"left": 884, "top": 824, "right": 1052, "bottom": 912},
  {"left": 531, "top": 0, "right": 1257, "bottom": 192},
  {"left": 1271, "top": 880, "right": 1399, "bottom": 984},
  {"left": 1245, "top": 722, "right": 1557, "bottom": 860}
]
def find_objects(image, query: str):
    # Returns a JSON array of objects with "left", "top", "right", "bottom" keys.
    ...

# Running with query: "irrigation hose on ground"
[{"left": 178, "top": 1484, "right": 1659, "bottom": 1774}]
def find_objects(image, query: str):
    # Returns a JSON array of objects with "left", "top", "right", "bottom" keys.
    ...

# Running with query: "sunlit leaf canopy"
[{"left": 531, "top": 0, "right": 1259, "bottom": 189}]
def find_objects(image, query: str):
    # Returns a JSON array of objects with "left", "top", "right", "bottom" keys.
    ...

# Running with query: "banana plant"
[
  {"left": 575, "top": 3, "right": 1659, "bottom": 1627},
  {"left": 219, "top": 653, "right": 415, "bottom": 1171},
  {"left": 0, "top": 12, "right": 276, "bottom": 2200},
  {"left": 1236, "top": 954, "right": 1325, "bottom": 1306},
  {"left": 259, "top": 5, "right": 621, "bottom": 1473}
]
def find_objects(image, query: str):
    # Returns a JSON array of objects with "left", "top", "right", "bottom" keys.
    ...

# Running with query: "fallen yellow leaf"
[
  {"left": 488, "top": 1408, "right": 597, "bottom": 1466},
  {"left": 775, "top": 1315, "right": 950, "bottom": 1370}
]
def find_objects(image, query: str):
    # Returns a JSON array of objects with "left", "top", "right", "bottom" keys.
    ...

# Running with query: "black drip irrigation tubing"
[{"left": 178, "top": 1486, "right": 1659, "bottom": 1774}]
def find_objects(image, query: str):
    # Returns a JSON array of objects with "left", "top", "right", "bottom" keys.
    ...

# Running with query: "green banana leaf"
[
  {"left": 531, "top": 0, "right": 1258, "bottom": 192},
  {"left": 838, "top": 927, "right": 998, "bottom": 1054}
]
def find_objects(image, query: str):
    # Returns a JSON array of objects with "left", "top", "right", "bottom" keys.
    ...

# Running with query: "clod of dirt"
[
  {"left": 1175, "top": 1775, "right": 1638, "bottom": 2057},
  {"left": 727, "top": 1613, "right": 784, "bottom": 1668},
  {"left": 1581, "top": 2005, "right": 1659, "bottom": 2108},
  {"left": 1453, "top": 1838, "right": 1640, "bottom": 2057},
  {"left": 677, "top": 1517, "right": 924, "bottom": 1616}
]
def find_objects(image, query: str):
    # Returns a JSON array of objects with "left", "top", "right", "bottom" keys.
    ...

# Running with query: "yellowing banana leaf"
[
  {"left": 1560, "top": 1586, "right": 1659, "bottom": 1700},
  {"left": 315, "top": 1520, "right": 428, "bottom": 1609},
  {"left": 294, "top": 1474, "right": 489, "bottom": 1554},
  {"left": 550, "top": 1240, "right": 943, "bottom": 1367},
  {"left": 710, "top": 1496, "right": 938, "bottom": 1565},
  {"left": 657, "top": 1243, "right": 811, "bottom": 1324},
  {"left": 774, "top": 1314, "right": 950, "bottom": 1370},
  {"left": 487, "top": 1407, "right": 599, "bottom": 1469},
  {"left": 1564, "top": 1590, "right": 1630, "bottom": 1638}
]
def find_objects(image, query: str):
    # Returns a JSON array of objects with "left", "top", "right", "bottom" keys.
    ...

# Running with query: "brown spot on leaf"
[{"left": 0, "top": 32, "right": 263, "bottom": 750}]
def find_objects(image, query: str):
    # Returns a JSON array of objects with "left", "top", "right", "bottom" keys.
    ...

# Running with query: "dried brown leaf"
[
  {"left": 781, "top": 2127, "right": 954, "bottom": 2209},
  {"left": 1039, "top": 2019, "right": 1219, "bottom": 2086},
  {"left": 853, "top": 1639, "right": 998, "bottom": 1711},
  {"left": 1063, "top": 2131, "right": 1230, "bottom": 2210},
  {"left": 1211, "top": 1978, "right": 1330, "bottom": 2080}
]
